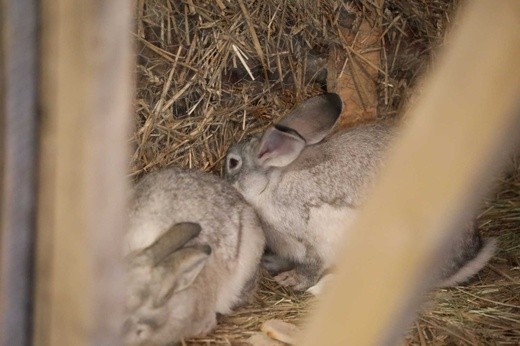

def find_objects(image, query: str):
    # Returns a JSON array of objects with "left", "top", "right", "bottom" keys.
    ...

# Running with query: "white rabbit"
[
  {"left": 123, "top": 167, "right": 265, "bottom": 345},
  {"left": 225, "top": 93, "right": 496, "bottom": 292}
]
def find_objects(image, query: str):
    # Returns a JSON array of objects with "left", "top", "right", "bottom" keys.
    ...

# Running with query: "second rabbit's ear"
[
  {"left": 278, "top": 93, "right": 342, "bottom": 145},
  {"left": 257, "top": 127, "right": 305, "bottom": 168},
  {"left": 152, "top": 245, "right": 212, "bottom": 307},
  {"left": 144, "top": 222, "right": 202, "bottom": 266}
]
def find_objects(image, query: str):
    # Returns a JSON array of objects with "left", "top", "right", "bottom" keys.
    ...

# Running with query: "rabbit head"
[
  {"left": 123, "top": 222, "right": 213, "bottom": 345},
  {"left": 225, "top": 93, "right": 342, "bottom": 197}
]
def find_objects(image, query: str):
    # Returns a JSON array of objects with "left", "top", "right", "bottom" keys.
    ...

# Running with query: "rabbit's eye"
[
  {"left": 229, "top": 158, "right": 239, "bottom": 169},
  {"left": 229, "top": 159, "right": 238, "bottom": 169},
  {"left": 227, "top": 154, "right": 242, "bottom": 173}
]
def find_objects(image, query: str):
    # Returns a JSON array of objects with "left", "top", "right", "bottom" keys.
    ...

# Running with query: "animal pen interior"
[
  {"left": 0, "top": 0, "right": 519, "bottom": 345},
  {"left": 133, "top": 1, "right": 520, "bottom": 344}
]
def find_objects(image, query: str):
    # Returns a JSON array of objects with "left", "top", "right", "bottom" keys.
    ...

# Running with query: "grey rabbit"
[
  {"left": 225, "top": 93, "right": 496, "bottom": 292},
  {"left": 123, "top": 167, "right": 265, "bottom": 345}
]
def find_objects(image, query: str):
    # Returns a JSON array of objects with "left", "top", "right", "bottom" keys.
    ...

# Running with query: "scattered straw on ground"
[
  {"left": 404, "top": 164, "right": 520, "bottom": 345},
  {"left": 133, "top": 0, "right": 519, "bottom": 344}
]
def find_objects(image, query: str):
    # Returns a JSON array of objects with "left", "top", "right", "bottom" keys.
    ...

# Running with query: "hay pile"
[
  {"left": 405, "top": 165, "right": 520, "bottom": 345},
  {"left": 132, "top": 0, "right": 519, "bottom": 344}
]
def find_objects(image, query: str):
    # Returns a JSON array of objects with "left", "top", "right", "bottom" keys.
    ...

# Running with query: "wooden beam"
[
  {"left": 301, "top": 1, "right": 520, "bottom": 345},
  {"left": 33, "top": 0, "right": 133, "bottom": 344},
  {"left": 0, "top": 0, "right": 38, "bottom": 344}
]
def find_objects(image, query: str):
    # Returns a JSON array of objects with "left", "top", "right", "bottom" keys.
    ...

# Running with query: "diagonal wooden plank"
[{"left": 301, "top": 1, "right": 520, "bottom": 345}]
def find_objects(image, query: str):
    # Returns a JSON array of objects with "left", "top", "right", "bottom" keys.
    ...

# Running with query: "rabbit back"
[
  {"left": 254, "top": 122, "right": 394, "bottom": 266},
  {"left": 124, "top": 167, "right": 265, "bottom": 343},
  {"left": 128, "top": 168, "right": 265, "bottom": 307},
  {"left": 128, "top": 169, "right": 258, "bottom": 252}
]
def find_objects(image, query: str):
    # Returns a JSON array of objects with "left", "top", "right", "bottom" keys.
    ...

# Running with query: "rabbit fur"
[
  {"left": 123, "top": 167, "right": 265, "bottom": 345},
  {"left": 225, "top": 93, "right": 495, "bottom": 292}
]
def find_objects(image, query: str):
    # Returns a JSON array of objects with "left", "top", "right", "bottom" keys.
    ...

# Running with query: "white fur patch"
[
  {"left": 307, "top": 205, "right": 357, "bottom": 268},
  {"left": 307, "top": 273, "right": 335, "bottom": 296},
  {"left": 125, "top": 219, "right": 165, "bottom": 255},
  {"left": 439, "top": 238, "right": 497, "bottom": 287}
]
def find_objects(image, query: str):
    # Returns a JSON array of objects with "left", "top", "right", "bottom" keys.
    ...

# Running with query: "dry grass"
[
  {"left": 132, "top": 0, "right": 457, "bottom": 177},
  {"left": 405, "top": 166, "right": 520, "bottom": 345},
  {"left": 132, "top": 0, "right": 519, "bottom": 344},
  {"left": 183, "top": 274, "right": 314, "bottom": 345}
]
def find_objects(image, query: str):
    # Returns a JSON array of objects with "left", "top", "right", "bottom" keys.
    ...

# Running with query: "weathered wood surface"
[{"left": 33, "top": 0, "right": 133, "bottom": 344}]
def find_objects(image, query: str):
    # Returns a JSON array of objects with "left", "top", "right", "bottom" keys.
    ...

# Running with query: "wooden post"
[
  {"left": 33, "top": 0, "right": 133, "bottom": 344},
  {"left": 0, "top": 0, "right": 38, "bottom": 345},
  {"left": 302, "top": 1, "right": 520, "bottom": 345}
]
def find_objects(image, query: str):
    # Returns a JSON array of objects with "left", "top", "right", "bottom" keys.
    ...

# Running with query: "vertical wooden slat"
[
  {"left": 302, "top": 1, "right": 520, "bottom": 345},
  {"left": 0, "top": 0, "right": 38, "bottom": 344},
  {"left": 33, "top": 0, "right": 133, "bottom": 344}
]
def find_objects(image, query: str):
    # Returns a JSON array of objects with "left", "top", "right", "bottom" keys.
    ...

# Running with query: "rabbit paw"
[{"left": 274, "top": 269, "right": 312, "bottom": 291}]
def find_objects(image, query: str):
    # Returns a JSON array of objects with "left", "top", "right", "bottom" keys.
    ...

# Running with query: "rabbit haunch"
[
  {"left": 124, "top": 168, "right": 265, "bottom": 345},
  {"left": 225, "top": 93, "right": 496, "bottom": 292}
]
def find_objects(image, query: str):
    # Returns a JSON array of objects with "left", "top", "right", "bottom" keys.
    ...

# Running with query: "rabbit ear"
[
  {"left": 152, "top": 245, "right": 212, "bottom": 307},
  {"left": 257, "top": 127, "right": 306, "bottom": 168},
  {"left": 144, "top": 222, "right": 202, "bottom": 266},
  {"left": 278, "top": 93, "right": 342, "bottom": 145}
]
